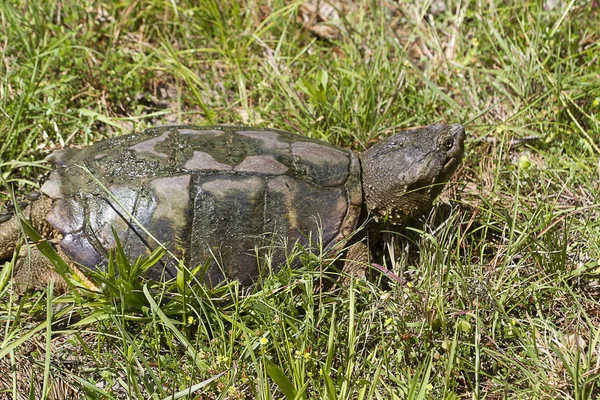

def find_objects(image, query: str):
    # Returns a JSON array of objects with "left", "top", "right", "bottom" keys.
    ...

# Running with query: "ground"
[{"left": 1, "top": 0, "right": 599, "bottom": 399}]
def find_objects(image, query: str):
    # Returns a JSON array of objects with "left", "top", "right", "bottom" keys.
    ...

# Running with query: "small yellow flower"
[
  {"left": 259, "top": 337, "right": 269, "bottom": 346},
  {"left": 303, "top": 352, "right": 311, "bottom": 361},
  {"left": 518, "top": 155, "right": 532, "bottom": 170},
  {"left": 228, "top": 386, "right": 239, "bottom": 396},
  {"left": 472, "top": 37, "right": 479, "bottom": 47},
  {"left": 593, "top": 98, "right": 599, "bottom": 107},
  {"left": 187, "top": 316, "right": 194, "bottom": 325}
]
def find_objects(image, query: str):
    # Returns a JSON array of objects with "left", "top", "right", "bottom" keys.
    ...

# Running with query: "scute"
[
  {"left": 46, "top": 198, "right": 84, "bottom": 234},
  {"left": 291, "top": 141, "right": 350, "bottom": 186},
  {"left": 185, "top": 151, "right": 231, "bottom": 171},
  {"left": 189, "top": 175, "right": 267, "bottom": 286},
  {"left": 265, "top": 175, "right": 349, "bottom": 246},
  {"left": 128, "top": 131, "right": 171, "bottom": 159},
  {"left": 43, "top": 125, "right": 363, "bottom": 286},
  {"left": 234, "top": 155, "right": 288, "bottom": 175}
]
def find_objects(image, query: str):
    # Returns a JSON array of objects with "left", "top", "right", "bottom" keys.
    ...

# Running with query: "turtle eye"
[{"left": 441, "top": 136, "right": 455, "bottom": 151}]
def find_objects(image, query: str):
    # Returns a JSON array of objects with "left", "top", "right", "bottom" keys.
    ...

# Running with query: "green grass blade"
[{"left": 265, "top": 357, "right": 298, "bottom": 400}]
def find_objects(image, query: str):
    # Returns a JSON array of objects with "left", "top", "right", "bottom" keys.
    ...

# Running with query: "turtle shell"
[{"left": 40, "top": 125, "right": 362, "bottom": 286}]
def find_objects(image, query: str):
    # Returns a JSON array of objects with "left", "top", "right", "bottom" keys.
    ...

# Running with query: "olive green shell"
[{"left": 40, "top": 125, "right": 362, "bottom": 286}]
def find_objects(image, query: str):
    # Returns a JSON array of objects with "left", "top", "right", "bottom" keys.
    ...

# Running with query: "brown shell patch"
[
  {"left": 128, "top": 130, "right": 171, "bottom": 159},
  {"left": 44, "top": 148, "right": 78, "bottom": 166},
  {"left": 266, "top": 175, "right": 348, "bottom": 248},
  {"left": 177, "top": 128, "right": 224, "bottom": 137},
  {"left": 189, "top": 175, "right": 267, "bottom": 286},
  {"left": 237, "top": 130, "right": 288, "bottom": 151},
  {"left": 185, "top": 151, "right": 232, "bottom": 171},
  {"left": 291, "top": 141, "right": 350, "bottom": 186},
  {"left": 200, "top": 175, "right": 265, "bottom": 199},
  {"left": 337, "top": 154, "right": 363, "bottom": 240},
  {"left": 87, "top": 185, "right": 142, "bottom": 249},
  {"left": 149, "top": 175, "right": 191, "bottom": 235},
  {"left": 46, "top": 198, "right": 84, "bottom": 234},
  {"left": 234, "top": 155, "right": 288, "bottom": 175},
  {"left": 40, "top": 171, "right": 64, "bottom": 199}
]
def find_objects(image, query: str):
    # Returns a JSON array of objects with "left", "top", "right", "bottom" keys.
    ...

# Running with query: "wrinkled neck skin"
[{"left": 359, "top": 124, "right": 465, "bottom": 225}]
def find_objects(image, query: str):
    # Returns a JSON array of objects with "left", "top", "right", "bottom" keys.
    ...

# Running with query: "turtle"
[{"left": 0, "top": 124, "right": 465, "bottom": 291}]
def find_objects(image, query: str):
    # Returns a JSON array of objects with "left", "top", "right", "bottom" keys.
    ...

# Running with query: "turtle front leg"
[
  {"left": 342, "top": 236, "right": 405, "bottom": 286},
  {"left": 341, "top": 241, "right": 371, "bottom": 279}
]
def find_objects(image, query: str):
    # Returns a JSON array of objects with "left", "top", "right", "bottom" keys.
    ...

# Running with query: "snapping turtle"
[{"left": 0, "top": 124, "right": 465, "bottom": 291}]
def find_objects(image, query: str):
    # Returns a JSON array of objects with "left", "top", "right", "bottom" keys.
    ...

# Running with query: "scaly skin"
[{"left": 341, "top": 240, "right": 371, "bottom": 278}]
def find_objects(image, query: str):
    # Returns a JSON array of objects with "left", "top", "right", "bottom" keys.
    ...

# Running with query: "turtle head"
[{"left": 360, "top": 124, "right": 465, "bottom": 225}]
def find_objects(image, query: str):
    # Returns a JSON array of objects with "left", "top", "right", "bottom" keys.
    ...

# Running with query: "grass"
[{"left": 1, "top": 0, "right": 600, "bottom": 398}]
